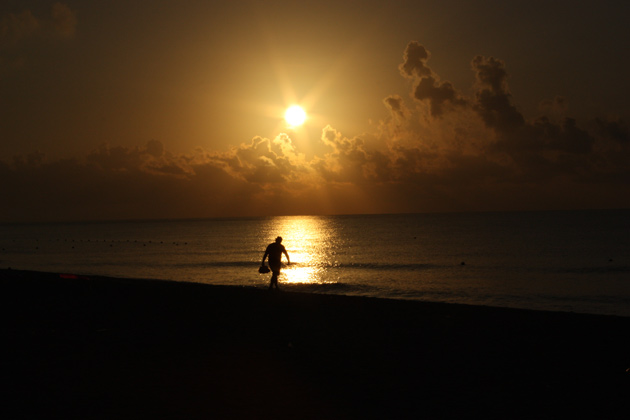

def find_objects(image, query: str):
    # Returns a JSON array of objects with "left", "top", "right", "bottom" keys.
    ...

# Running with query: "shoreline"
[{"left": 2, "top": 268, "right": 629, "bottom": 419}]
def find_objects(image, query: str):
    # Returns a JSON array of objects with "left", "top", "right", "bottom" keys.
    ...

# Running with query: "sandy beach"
[{"left": 1, "top": 268, "right": 628, "bottom": 419}]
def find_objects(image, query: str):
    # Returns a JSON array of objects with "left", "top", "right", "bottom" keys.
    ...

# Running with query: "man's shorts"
[{"left": 269, "top": 261, "right": 281, "bottom": 274}]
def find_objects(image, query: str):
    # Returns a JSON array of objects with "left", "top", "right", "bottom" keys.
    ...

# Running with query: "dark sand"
[{"left": 1, "top": 269, "right": 628, "bottom": 419}]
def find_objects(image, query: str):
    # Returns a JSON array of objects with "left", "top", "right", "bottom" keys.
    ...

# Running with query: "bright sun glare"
[{"left": 284, "top": 105, "right": 307, "bottom": 127}]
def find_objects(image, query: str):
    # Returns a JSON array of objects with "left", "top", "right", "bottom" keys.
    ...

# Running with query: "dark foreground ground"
[{"left": 1, "top": 269, "right": 628, "bottom": 419}]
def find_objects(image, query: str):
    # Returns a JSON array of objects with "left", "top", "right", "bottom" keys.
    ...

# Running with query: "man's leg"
[{"left": 269, "top": 267, "right": 280, "bottom": 289}]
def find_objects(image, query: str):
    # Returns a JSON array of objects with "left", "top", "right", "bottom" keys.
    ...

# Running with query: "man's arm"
[
  {"left": 283, "top": 249, "right": 290, "bottom": 265},
  {"left": 262, "top": 248, "right": 269, "bottom": 265}
]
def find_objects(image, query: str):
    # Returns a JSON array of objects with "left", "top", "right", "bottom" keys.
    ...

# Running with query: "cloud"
[
  {"left": 385, "top": 42, "right": 630, "bottom": 202},
  {"left": 0, "top": 3, "right": 77, "bottom": 48},
  {"left": 539, "top": 96, "right": 567, "bottom": 114},
  {"left": 414, "top": 76, "right": 467, "bottom": 117},
  {"left": 51, "top": 2, "right": 77, "bottom": 39},
  {"left": 315, "top": 125, "right": 391, "bottom": 184},
  {"left": 0, "top": 10, "right": 39, "bottom": 48},
  {"left": 0, "top": 3, "right": 77, "bottom": 72},
  {"left": 398, "top": 41, "right": 432, "bottom": 78},
  {"left": 383, "top": 95, "right": 407, "bottom": 121},
  {"left": 0, "top": 141, "right": 257, "bottom": 222},
  {"left": 395, "top": 42, "right": 630, "bottom": 180},
  {"left": 596, "top": 117, "right": 629, "bottom": 144},
  {"left": 471, "top": 55, "right": 525, "bottom": 132},
  {"left": 1, "top": 41, "right": 629, "bottom": 222},
  {"left": 398, "top": 41, "right": 467, "bottom": 117},
  {"left": 85, "top": 141, "right": 194, "bottom": 178}
]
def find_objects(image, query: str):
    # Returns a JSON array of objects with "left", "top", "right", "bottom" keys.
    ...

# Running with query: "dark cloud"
[
  {"left": 51, "top": 2, "right": 77, "bottom": 39},
  {"left": 471, "top": 55, "right": 525, "bottom": 132},
  {"left": 0, "top": 10, "right": 39, "bottom": 48},
  {"left": 0, "top": 3, "right": 77, "bottom": 48},
  {"left": 85, "top": 143, "right": 193, "bottom": 178},
  {"left": 471, "top": 55, "right": 508, "bottom": 93},
  {"left": 395, "top": 44, "right": 622, "bottom": 189},
  {"left": 0, "top": 3, "right": 77, "bottom": 74},
  {"left": 539, "top": 96, "right": 567, "bottom": 114},
  {"left": 414, "top": 76, "right": 467, "bottom": 117},
  {"left": 0, "top": 142, "right": 259, "bottom": 222},
  {"left": 386, "top": 42, "right": 630, "bottom": 207},
  {"left": 398, "top": 41, "right": 431, "bottom": 78},
  {"left": 399, "top": 42, "right": 467, "bottom": 117},
  {"left": 544, "top": 117, "right": 594, "bottom": 154},
  {"left": 383, "top": 95, "right": 407, "bottom": 120},
  {"left": 596, "top": 117, "right": 629, "bottom": 144}
]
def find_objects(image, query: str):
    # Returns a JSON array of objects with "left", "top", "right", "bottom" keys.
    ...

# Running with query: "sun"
[{"left": 284, "top": 105, "right": 307, "bottom": 127}]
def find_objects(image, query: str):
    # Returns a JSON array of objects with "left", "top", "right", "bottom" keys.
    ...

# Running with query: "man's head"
[{"left": 275, "top": 236, "right": 283, "bottom": 243}]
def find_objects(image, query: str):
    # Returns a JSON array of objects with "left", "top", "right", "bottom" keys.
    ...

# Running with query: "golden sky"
[{"left": 1, "top": 1, "right": 629, "bottom": 222}]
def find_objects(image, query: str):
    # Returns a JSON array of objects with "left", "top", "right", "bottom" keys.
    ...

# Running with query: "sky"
[{"left": 1, "top": 0, "right": 629, "bottom": 222}]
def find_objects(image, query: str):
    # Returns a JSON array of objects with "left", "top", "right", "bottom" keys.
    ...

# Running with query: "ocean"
[{"left": 1, "top": 210, "right": 629, "bottom": 316}]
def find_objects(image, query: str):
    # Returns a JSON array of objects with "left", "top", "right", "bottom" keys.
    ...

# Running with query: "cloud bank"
[{"left": 1, "top": 41, "right": 629, "bottom": 222}]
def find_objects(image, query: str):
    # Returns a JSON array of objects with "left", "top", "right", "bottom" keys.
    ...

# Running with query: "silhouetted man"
[{"left": 261, "top": 236, "right": 290, "bottom": 289}]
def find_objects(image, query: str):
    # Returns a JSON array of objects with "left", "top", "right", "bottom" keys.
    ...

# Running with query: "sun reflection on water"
[{"left": 265, "top": 216, "right": 336, "bottom": 285}]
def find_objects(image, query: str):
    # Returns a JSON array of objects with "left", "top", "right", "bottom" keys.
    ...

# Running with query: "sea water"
[{"left": 1, "top": 210, "right": 628, "bottom": 316}]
